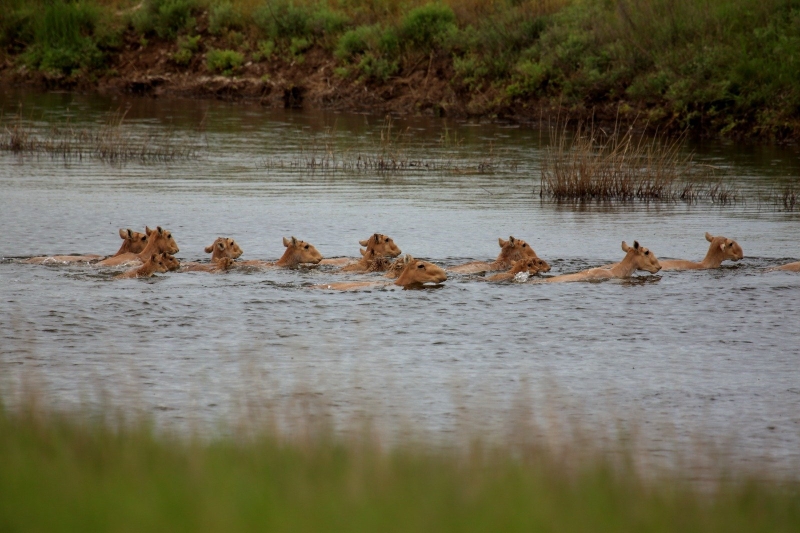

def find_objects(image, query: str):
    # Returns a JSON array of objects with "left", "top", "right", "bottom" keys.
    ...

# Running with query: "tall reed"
[
  {"left": 539, "top": 120, "right": 735, "bottom": 203},
  {"left": 0, "top": 106, "right": 198, "bottom": 163}
]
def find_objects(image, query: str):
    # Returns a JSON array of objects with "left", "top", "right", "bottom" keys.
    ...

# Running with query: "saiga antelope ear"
[
  {"left": 719, "top": 243, "right": 727, "bottom": 252},
  {"left": 204, "top": 244, "right": 214, "bottom": 253},
  {"left": 157, "top": 226, "right": 164, "bottom": 235},
  {"left": 403, "top": 254, "right": 414, "bottom": 265},
  {"left": 509, "top": 236, "right": 516, "bottom": 245},
  {"left": 359, "top": 238, "right": 369, "bottom": 246},
  {"left": 498, "top": 238, "right": 508, "bottom": 248},
  {"left": 217, "top": 242, "right": 225, "bottom": 250},
  {"left": 145, "top": 226, "right": 153, "bottom": 236},
  {"left": 705, "top": 232, "right": 714, "bottom": 242},
  {"left": 291, "top": 236, "right": 298, "bottom": 246},
  {"left": 359, "top": 248, "right": 366, "bottom": 256},
  {"left": 633, "top": 240, "right": 640, "bottom": 250},
  {"left": 119, "top": 229, "right": 128, "bottom": 239},
  {"left": 282, "top": 237, "right": 291, "bottom": 247},
  {"left": 621, "top": 241, "right": 630, "bottom": 252}
]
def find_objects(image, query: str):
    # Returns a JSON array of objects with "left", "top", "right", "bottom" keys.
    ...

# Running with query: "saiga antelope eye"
[
  {"left": 417, "top": 264, "right": 424, "bottom": 269},
  {"left": 644, "top": 250, "right": 650, "bottom": 255},
  {"left": 304, "top": 244, "right": 309, "bottom": 249},
  {"left": 522, "top": 243, "right": 527, "bottom": 247}
]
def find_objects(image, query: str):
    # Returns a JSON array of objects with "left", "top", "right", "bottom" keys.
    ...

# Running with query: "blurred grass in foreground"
[{"left": 1, "top": 402, "right": 799, "bottom": 532}]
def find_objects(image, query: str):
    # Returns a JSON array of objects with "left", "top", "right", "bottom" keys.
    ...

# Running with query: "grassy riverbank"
[
  {"left": 1, "top": 0, "right": 800, "bottom": 140},
  {"left": 1, "top": 403, "right": 799, "bottom": 531}
]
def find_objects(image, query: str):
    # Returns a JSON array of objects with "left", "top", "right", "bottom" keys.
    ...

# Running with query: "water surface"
[{"left": 1, "top": 92, "right": 799, "bottom": 476}]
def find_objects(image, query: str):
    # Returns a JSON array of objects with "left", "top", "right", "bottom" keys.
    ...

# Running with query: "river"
[{"left": 1, "top": 91, "right": 798, "bottom": 477}]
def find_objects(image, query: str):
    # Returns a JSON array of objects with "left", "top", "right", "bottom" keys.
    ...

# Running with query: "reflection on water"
[{"left": 1, "top": 92, "right": 799, "bottom": 475}]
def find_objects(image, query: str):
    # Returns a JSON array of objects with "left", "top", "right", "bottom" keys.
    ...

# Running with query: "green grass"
[
  {"left": 1, "top": 404, "right": 799, "bottom": 532},
  {"left": 2, "top": 0, "right": 800, "bottom": 138}
]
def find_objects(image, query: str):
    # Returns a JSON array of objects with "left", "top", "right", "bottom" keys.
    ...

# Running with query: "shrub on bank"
[
  {"left": 206, "top": 48, "right": 244, "bottom": 74},
  {"left": 0, "top": 1, "right": 36, "bottom": 56},
  {"left": 132, "top": 0, "right": 199, "bottom": 39},
  {"left": 208, "top": 1, "right": 243, "bottom": 35},
  {"left": 22, "top": 0, "right": 104, "bottom": 75},
  {"left": 172, "top": 34, "right": 201, "bottom": 66},
  {"left": 399, "top": 3, "right": 456, "bottom": 53}
]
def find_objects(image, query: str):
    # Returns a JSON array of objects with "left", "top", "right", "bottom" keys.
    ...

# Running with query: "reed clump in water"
[
  {"left": 0, "top": 107, "right": 198, "bottom": 164},
  {"left": 540, "top": 121, "right": 736, "bottom": 203},
  {"left": 262, "top": 115, "right": 519, "bottom": 175},
  {"left": 773, "top": 186, "right": 798, "bottom": 211}
]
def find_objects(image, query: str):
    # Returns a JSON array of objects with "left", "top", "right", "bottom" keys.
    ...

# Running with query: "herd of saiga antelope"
[{"left": 21, "top": 226, "right": 800, "bottom": 289}]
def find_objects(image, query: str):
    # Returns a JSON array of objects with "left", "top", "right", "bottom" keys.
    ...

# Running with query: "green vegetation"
[
  {"left": 206, "top": 48, "right": 244, "bottom": 74},
  {"left": 172, "top": 34, "right": 201, "bottom": 65},
  {"left": 2, "top": 0, "right": 800, "bottom": 138},
  {"left": 132, "top": 0, "right": 199, "bottom": 39},
  {"left": 1, "top": 404, "right": 799, "bottom": 532},
  {"left": 208, "top": 0, "right": 242, "bottom": 35},
  {"left": 18, "top": 1, "right": 104, "bottom": 75}
]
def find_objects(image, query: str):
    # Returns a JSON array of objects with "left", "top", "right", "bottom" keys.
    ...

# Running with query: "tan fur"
[
  {"left": 769, "top": 260, "right": 800, "bottom": 272},
  {"left": 394, "top": 255, "right": 448, "bottom": 287},
  {"left": 162, "top": 254, "right": 181, "bottom": 271},
  {"left": 383, "top": 257, "right": 408, "bottom": 279},
  {"left": 601, "top": 232, "right": 743, "bottom": 270},
  {"left": 486, "top": 257, "right": 550, "bottom": 281},
  {"left": 184, "top": 257, "right": 234, "bottom": 273},
  {"left": 340, "top": 248, "right": 395, "bottom": 272},
  {"left": 115, "top": 253, "right": 169, "bottom": 279},
  {"left": 659, "top": 232, "right": 743, "bottom": 270},
  {"left": 364, "top": 255, "right": 393, "bottom": 273},
  {"left": 546, "top": 241, "right": 661, "bottom": 283},
  {"left": 238, "top": 236, "right": 322, "bottom": 268},
  {"left": 358, "top": 233, "right": 401, "bottom": 258},
  {"left": 114, "top": 228, "right": 149, "bottom": 256},
  {"left": 99, "top": 226, "right": 179, "bottom": 266},
  {"left": 314, "top": 255, "right": 447, "bottom": 291},
  {"left": 320, "top": 233, "right": 401, "bottom": 266},
  {"left": 24, "top": 228, "right": 148, "bottom": 264},
  {"left": 182, "top": 237, "right": 243, "bottom": 270},
  {"left": 204, "top": 237, "right": 243, "bottom": 261},
  {"left": 449, "top": 236, "right": 539, "bottom": 273}
]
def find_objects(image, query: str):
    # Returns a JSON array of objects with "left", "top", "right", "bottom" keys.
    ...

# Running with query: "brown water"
[{"left": 1, "top": 92, "right": 799, "bottom": 474}]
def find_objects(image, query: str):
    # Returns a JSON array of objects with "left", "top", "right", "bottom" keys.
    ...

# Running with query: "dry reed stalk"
[
  {"left": 0, "top": 107, "right": 198, "bottom": 163},
  {"left": 262, "top": 116, "right": 520, "bottom": 175},
  {"left": 540, "top": 120, "right": 718, "bottom": 203},
  {"left": 768, "top": 186, "right": 798, "bottom": 211},
  {"left": 784, "top": 188, "right": 798, "bottom": 210}
]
